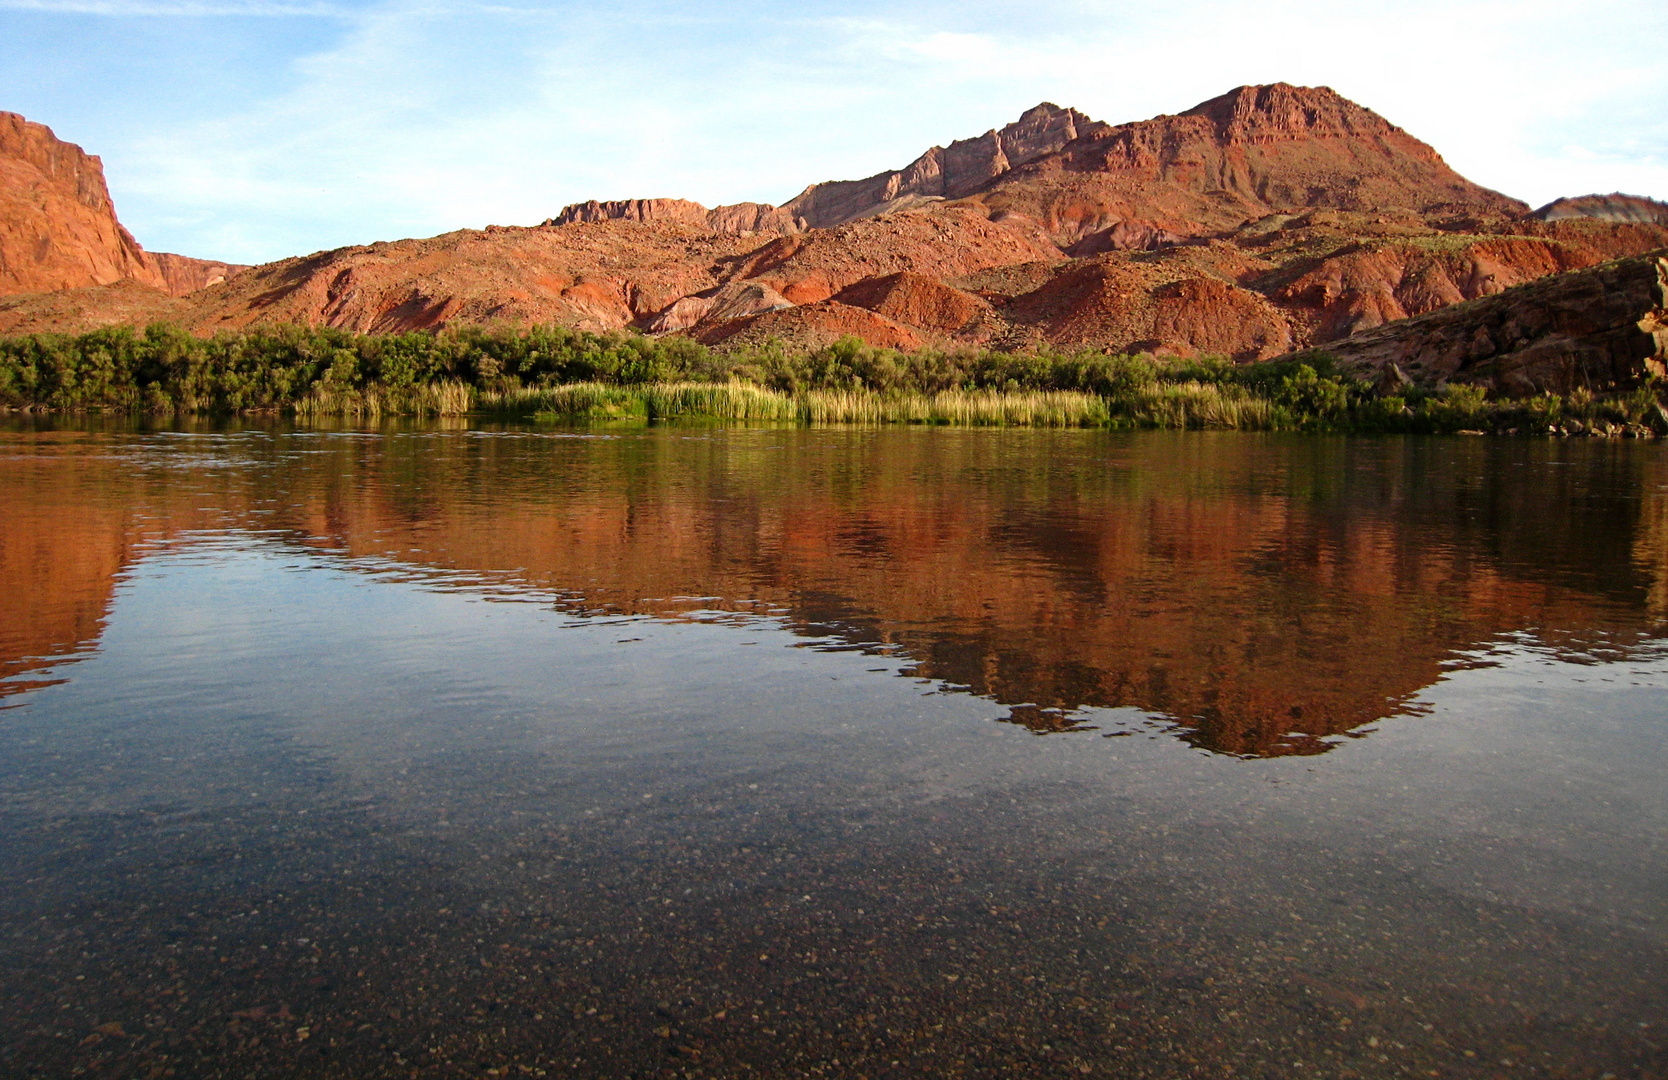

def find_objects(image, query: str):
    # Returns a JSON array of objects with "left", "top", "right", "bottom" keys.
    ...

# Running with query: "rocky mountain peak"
[{"left": 1179, "top": 83, "right": 1406, "bottom": 145}]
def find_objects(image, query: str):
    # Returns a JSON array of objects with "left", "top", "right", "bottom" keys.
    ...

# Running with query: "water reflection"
[{"left": 3, "top": 422, "right": 1665, "bottom": 756}]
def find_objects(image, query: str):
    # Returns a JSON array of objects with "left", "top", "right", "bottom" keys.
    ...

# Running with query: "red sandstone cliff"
[
  {"left": 0, "top": 112, "right": 244, "bottom": 299},
  {"left": 0, "top": 111, "right": 163, "bottom": 294}
]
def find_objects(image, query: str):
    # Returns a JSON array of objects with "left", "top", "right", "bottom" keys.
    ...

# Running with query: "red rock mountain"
[
  {"left": 550, "top": 86, "right": 1523, "bottom": 245},
  {"left": 3, "top": 84, "right": 1666, "bottom": 363},
  {"left": 0, "top": 112, "right": 242, "bottom": 299}
]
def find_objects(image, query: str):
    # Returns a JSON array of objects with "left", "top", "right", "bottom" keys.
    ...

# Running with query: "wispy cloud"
[
  {"left": 0, "top": 0, "right": 346, "bottom": 14},
  {"left": 7, "top": 0, "right": 1662, "bottom": 262}
]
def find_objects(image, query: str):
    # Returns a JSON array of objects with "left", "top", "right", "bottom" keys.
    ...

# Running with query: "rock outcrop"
[
  {"left": 0, "top": 112, "right": 245, "bottom": 298},
  {"left": 1319, "top": 251, "right": 1668, "bottom": 394},
  {"left": 548, "top": 197, "right": 803, "bottom": 236},
  {"left": 149, "top": 251, "right": 242, "bottom": 295},
  {"left": 645, "top": 280, "right": 793, "bottom": 334}
]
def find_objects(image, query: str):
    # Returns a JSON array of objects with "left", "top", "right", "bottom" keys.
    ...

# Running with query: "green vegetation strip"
[{"left": 2, "top": 323, "right": 1664, "bottom": 435}]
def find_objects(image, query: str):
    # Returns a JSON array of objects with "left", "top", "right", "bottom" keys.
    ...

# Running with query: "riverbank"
[{"left": 3, "top": 323, "right": 1665, "bottom": 434}]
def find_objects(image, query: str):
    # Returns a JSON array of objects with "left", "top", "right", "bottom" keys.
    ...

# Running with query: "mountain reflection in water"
[
  {"left": 3, "top": 423, "right": 1665, "bottom": 756},
  {"left": 0, "top": 427, "right": 1661, "bottom": 757}
]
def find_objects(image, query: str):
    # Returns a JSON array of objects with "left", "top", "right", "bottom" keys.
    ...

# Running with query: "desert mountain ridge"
[
  {"left": 3, "top": 84, "right": 1667, "bottom": 370},
  {"left": 550, "top": 85, "right": 1526, "bottom": 244}
]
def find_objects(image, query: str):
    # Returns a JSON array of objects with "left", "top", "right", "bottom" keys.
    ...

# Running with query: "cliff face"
[
  {"left": 549, "top": 197, "right": 805, "bottom": 237},
  {"left": 0, "top": 112, "right": 164, "bottom": 294},
  {"left": 0, "top": 112, "right": 244, "bottom": 298},
  {"left": 546, "top": 198, "right": 710, "bottom": 228}
]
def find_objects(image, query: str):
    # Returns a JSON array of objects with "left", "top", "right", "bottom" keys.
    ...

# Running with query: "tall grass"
[
  {"left": 644, "top": 383, "right": 802, "bottom": 421},
  {"left": 292, "top": 380, "right": 472, "bottom": 420},
  {"left": 801, "top": 389, "right": 1110, "bottom": 426},
  {"left": 1119, "top": 381, "right": 1275, "bottom": 430},
  {"left": 480, "top": 381, "right": 802, "bottom": 421}
]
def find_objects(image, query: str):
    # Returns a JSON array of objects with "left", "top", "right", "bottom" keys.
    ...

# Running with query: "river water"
[{"left": 1, "top": 421, "right": 1664, "bottom": 1078}]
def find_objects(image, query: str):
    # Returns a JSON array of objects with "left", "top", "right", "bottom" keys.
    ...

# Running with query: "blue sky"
[{"left": 4, "top": 0, "right": 1664, "bottom": 264}]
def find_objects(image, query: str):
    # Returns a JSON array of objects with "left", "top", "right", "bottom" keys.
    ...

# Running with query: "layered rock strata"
[{"left": 1531, "top": 194, "right": 1668, "bottom": 225}]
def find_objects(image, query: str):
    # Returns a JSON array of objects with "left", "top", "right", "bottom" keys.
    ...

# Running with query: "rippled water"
[{"left": 1, "top": 420, "right": 1665, "bottom": 1077}]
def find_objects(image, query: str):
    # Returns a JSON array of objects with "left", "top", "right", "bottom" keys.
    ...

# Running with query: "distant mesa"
[
  {"left": 546, "top": 198, "right": 802, "bottom": 236},
  {"left": 1530, "top": 193, "right": 1668, "bottom": 225},
  {"left": 3, "top": 86, "right": 1667, "bottom": 374},
  {"left": 546, "top": 102, "right": 1091, "bottom": 238}
]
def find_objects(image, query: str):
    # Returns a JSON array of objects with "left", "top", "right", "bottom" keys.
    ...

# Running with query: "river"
[{"left": 2, "top": 421, "right": 1664, "bottom": 1077}]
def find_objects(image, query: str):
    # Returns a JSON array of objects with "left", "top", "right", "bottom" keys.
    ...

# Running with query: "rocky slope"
[
  {"left": 1316, "top": 250, "right": 1668, "bottom": 394},
  {"left": 4, "top": 86, "right": 1668, "bottom": 362},
  {"left": 0, "top": 112, "right": 243, "bottom": 299}
]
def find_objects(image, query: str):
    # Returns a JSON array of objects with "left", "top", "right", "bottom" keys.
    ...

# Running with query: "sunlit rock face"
[{"left": 0, "top": 113, "right": 244, "bottom": 299}]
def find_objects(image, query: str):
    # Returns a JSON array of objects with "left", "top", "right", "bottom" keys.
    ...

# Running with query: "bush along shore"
[{"left": 2, "top": 323, "right": 1666, "bottom": 436}]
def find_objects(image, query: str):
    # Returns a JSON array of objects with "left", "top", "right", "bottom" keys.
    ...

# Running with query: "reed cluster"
[
  {"left": 293, "top": 380, "right": 472, "bottom": 420},
  {"left": 800, "top": 388, "right": 1109, "bottom": 426},
  {"left": 1118, "top": 381, "right": 1275, "bottom": 430},
  {"left": 481, "top": 382, "right": 803, "bottom": 421}
]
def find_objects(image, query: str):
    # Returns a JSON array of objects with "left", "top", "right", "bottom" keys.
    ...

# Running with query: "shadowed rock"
[{"left": 1318, "top": 252, "right": 1668, "bottom": 394}]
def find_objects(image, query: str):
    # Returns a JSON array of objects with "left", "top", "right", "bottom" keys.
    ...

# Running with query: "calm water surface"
[{"left": 1, "top": 421, "right": 1665, "bottom": 1079}]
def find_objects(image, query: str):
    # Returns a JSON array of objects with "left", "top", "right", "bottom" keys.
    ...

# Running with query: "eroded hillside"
[{"left": 4, "top": 85, "right": 1666, "bottom": 362}]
